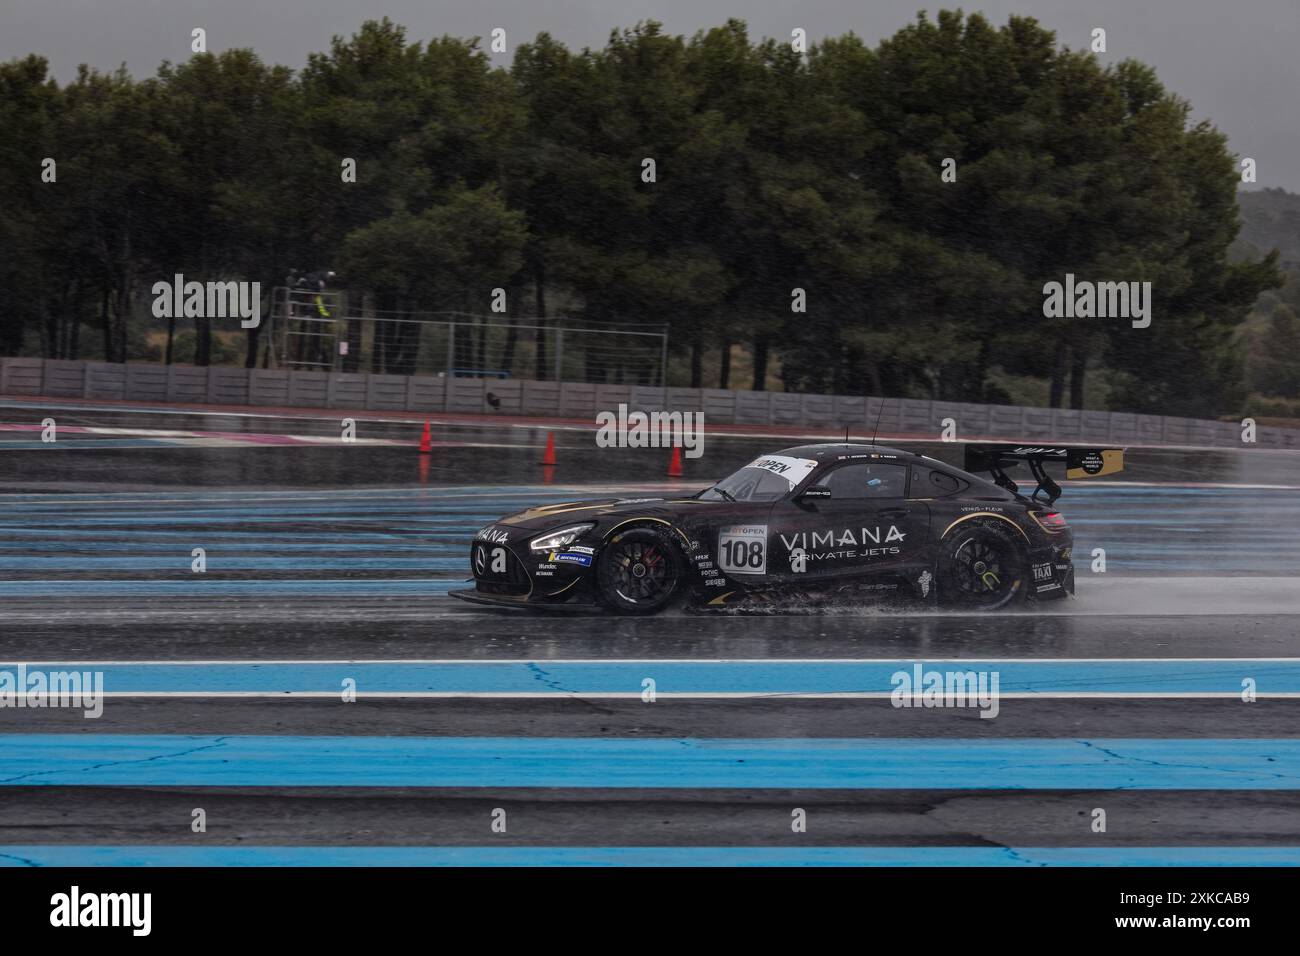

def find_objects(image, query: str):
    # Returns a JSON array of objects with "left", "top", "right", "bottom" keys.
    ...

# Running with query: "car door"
[
  {"left": 704, "top": 455, "right": 818, "bottom": 587},
  {"left": 766, "top": 460, "right": 929, "bottom": 582},
  {"left": 710, "top": 501, "right": 779, "bottom": 585}
]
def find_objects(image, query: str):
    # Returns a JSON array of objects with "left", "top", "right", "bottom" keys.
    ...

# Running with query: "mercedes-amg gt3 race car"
[{"left": 449, "top": 442, "right": 1124, "bottom": 614}]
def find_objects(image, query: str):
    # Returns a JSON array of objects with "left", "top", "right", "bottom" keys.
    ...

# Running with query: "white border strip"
[
  {"left": 10, "top": 657, "right": 1300, "bottom": 665},
  {"left": 65, "top": 690, "right": 1300, "bottom": 699}
]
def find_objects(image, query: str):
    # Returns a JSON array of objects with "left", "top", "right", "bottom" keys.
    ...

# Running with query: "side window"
[
  {"left": 909, "top": 466, "right": 968, "bottom": 499},
  {"left": 825, "top": 462, "right": 907, "bottom": 499}
]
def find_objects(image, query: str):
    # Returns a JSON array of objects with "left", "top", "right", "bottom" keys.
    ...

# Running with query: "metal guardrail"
[
  {"left": 2, "top": 357, "right": 1297, "bottom": 450},
  {"left": 265, "top": 288, "right": 669, "bottom": 386}
]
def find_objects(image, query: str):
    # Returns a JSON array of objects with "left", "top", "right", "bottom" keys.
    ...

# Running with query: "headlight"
[{"left": 529, "top": 523, "right": 595, "bottom": 552}]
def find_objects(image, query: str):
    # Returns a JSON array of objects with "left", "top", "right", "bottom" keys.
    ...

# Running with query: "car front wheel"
[{"left": 595, "top": 526, "right": 685, "bottom": 614}]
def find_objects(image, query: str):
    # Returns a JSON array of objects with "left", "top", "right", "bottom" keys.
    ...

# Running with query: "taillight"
[{"left": 1031, "top": 511, "right": 1069, "bottom": 533}]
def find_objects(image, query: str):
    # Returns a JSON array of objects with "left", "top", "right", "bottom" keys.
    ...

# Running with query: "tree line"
[{"left": 0, "top": 11, "right": 1282, "bottom": 415}]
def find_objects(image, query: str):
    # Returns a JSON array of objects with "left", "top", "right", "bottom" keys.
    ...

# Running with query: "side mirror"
[{"left": 798, "top": 484, "right": 832, "bottom": 501}]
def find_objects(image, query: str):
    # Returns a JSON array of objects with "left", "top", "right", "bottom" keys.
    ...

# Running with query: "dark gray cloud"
[{"left": 4, "top": 0, "right": 1297, "bottom": 190}]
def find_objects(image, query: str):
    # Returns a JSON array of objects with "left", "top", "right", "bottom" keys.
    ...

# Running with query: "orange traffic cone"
[
  {"left": 540, "top": 431, "right": 557, "bottom": 466},
  {"left": 667, "top": 446, "right": 683, "bottom": 477},
  {"left": 418, "top": 419, "right": 432, "bottom": 454}
]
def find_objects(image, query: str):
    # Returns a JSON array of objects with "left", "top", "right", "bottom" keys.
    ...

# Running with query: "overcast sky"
[{"left": 4, "top": 0, "right": 1296, "bottom": 191}]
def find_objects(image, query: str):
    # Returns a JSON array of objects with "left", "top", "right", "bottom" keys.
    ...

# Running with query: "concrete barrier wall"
[
  {"left": 666, "top": 387, "right": 703, "bottom": 413},
  {"left": 487, "top": 378, "right": 523, "bottom": 415},
  {"left": 209, "top": 367, "right": 249, "bottom": 405},
  {"left": 802, "top": 393, "right": 834, "bottom": 427},
  {"left": 521, "top": 380, "right": 559, "bottom": 416},
  {"left": 44, "top": 360, "right": 86, "bottom": 397},
  {"left": 0, "top": 358, "right": 43, "bottom": 395},
  {"left": 288, "top": 372, "right": 327, "bottom": 408},
  {"left": 246, "top": 369, "right": 287, "bottom": 406},
  {"left": 446, "top": 378, "right": 486, "bottom": 414},
  {"left": 832, "top": 395, "right": 865, "bottom": 427},
  {"left": 734, "top": 391, "right": 769, "bottom": 425},
  {"left": 594, "top": 385, "right": 631, "bottom": 416},
  {"left": 85, "top": 362, "right": 125, "bottom": 400},
  {"left": 326, "top": 373, "right": 366, "bottom": 410},
  {"left": 863, "top": 397, "right": 898, "bottom": 436},
  {"left": 407, "top": 376, "right": 445, "bottom": 412},
  {"left": 2, "top": 356, "right": 1297, "bottom": 450},
  {"left": 124, "top": 364, "right": 168, "bottom": 403},
  {"left": 167, "top": 366, "right": 209, "bottom": 403},
  {"left": 702, "top": 389, "right": 738, "bottom": 424},
  {"left": 558, "top": 382, "right": 595, "bottom": 417},
  {"left": 622, "top": 386, "right": 657, "bottom": 417},
  {"left": 364, "top": 374, "right": 407, "bottom": 411}
]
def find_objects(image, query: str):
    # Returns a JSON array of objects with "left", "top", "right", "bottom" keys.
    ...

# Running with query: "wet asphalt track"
[{"left": 1, "top": 401, "right": 1299, "bottom": 866}]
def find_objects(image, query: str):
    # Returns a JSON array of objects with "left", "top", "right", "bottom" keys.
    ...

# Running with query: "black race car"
[{"left": 449, "top": 442, "right": 1124, "bottom": 614}]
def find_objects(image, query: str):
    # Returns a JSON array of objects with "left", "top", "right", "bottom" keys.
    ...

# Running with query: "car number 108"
[{"left": 718, "top": 525, "right": 767, "bottom": 574}]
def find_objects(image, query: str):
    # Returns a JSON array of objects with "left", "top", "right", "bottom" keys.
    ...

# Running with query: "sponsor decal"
[
  {"left": 718, "top": 524, "right": 767, "bottom": 574},
  {"left": 746, "top": 455, "right": 819, "bottom": 487},
  {"left": 1075, "top": 451, "right": 1104, "bottom": 474},
  {"left": 779, "top": 526, "right": 905, "bottom": 552},
  {"left": 918, "top": 570, "right": 932, "bottom": 597},
  {"left": 789, "top": 547, "right": 807, "bottom": 573},
  {"left": 567, "top": 545, "right": 596, "bottom": 555},
  {"left": 1066, "top": 448, "right": 1124, "bottom": 479},
  {"left": 476, "top": 527, "right": 510, "bottom": 544},
  {"left": 798, "top": 546, "right": 899, "bottom": 562},
  {"left": 1031, "top": 562, "right": 1053, "bottom": 583},
  {"left": 553, "top": 552, "right": 593, "bottom": 566}
]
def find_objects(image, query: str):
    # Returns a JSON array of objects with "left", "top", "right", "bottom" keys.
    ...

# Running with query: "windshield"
[{"left": 699, "top": 455, "right": 820, "bottom": 502}]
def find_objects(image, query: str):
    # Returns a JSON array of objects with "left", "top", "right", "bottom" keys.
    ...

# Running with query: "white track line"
[
  {"left": 9, "top": 657, "right": 1300, "bottom": 665},
  {"left": 57, "top": 690, "right": 1300, "bottom": 699}
]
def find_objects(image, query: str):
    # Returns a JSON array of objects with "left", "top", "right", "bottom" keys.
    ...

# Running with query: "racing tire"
[
  {"left": 935, "top": 519, "right": 1029, "bottom": 611},
  {"left": 595, "top": 526, "right": 686, "bottom": 615}
]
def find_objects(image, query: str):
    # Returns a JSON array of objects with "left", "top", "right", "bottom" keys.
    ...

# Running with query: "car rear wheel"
[
  {"left": 936, "top": 520, "right": 1028, "bottom": 611},
  {"left": 595, "top": 527, "right": 685, "bottom": 614}
]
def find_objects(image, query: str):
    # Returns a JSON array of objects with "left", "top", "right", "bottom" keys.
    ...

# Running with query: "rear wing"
[{"left": 963, "top": 445, "right": 1125, "bottom": 505}]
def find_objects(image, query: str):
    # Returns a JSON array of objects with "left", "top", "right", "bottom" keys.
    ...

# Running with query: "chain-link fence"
[{"left": 266, "top": 288, "right": 668, "bottom": 384}]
